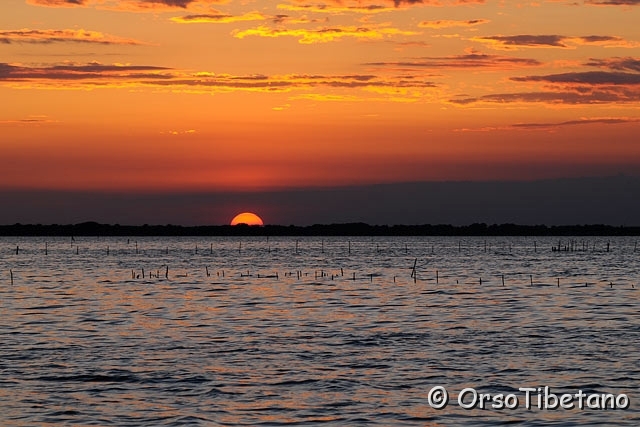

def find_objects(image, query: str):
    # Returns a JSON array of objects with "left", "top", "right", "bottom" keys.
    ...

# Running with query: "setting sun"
[{"left": 230, "top": 212, "right": 264, "bottom": 226}]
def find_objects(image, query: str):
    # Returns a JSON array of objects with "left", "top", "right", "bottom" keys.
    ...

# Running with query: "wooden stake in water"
[
  {"left": 10, "top": 269, "right": 13, "bottom": 285},
  {"left": 557, "top": 278, "right": 560, "bottom": 287},
  {"left": 348, "top": 241, "right": 351, "bottom": 255},
  {"left": 436, "top": 270, "right": 439, "bottom": 284},
  {"left": 530, "top": 275, "right": 533, "bottom": 286},
  {"left": 45, "top": 242, "right": 48, "bottom": 256},
  {"left": 15, "top": 246, "right": 19, "bottom": 255},
  {"left": 501, "top": 274, "right": 505, "bottom": 286},
  {"left": 165, "top": 266, "right": 169, "bottom": 279}
]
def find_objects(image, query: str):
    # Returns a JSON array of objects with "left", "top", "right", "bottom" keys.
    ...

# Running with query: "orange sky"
[{"left": 1, "top": 0, "right": 639, "bottom": 194}]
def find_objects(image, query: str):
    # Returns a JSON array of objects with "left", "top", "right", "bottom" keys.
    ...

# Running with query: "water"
[{"left": 1, "top": 236, "right": 639, "bottom": 426}]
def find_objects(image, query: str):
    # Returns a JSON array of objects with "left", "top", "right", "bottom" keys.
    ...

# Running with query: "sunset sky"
[{"left": 1, "top": 0, "right": 639, "bottom": 225}]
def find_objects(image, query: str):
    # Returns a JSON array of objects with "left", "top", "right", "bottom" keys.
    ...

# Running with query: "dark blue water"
[{"left": 1, "top": 236, "right": 639, "bottom": 425}]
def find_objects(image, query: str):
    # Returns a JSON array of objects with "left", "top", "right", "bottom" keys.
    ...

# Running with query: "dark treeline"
[{"left": 1, "top": 222, "right": 639, "bottom": 236}]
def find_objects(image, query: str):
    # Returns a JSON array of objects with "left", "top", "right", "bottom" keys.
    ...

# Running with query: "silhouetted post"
[
  {"left": 107, "top": 246, "right": 109, "bottom": 256},
  {"left": 479, "top": 277, "right": 482, "bottom": 285},
  {"left": 530, "top": 275, "right": 533, "bottom": 286},
  {"left": 165, "top": 266, "right": 169, "bottom": 279},
  {"left": 410, "top": 258, "right": 417, "bottom": 279},
  {"left": 15, "top": 246, "right": 19, "bottom": 255},
  {"left": 296, "top": 240, "right": 299, "bottom": 255},
  {"left": 458, "top": 241, "right": 461, "bottom": 252},
  {"left": 135, "top": 241, "right": 138, "bottom": 254},
  {"left": 484, "top": 240, "right": 487, "bottom": 252},
  {"left": 76, "top": 246, "right": 79, "bottom": 255},
  {"left": 557, "top": 278, "right": 560, "bottom": 287},
  {"left": 607, "top": 242, "right": 610, "bottom": 252},
  {"left": 370, "top": 274, "right": 373, "bottom": 282},
  {"left": 405, "top": 243, "right": 408, "bottom": 254},
  {"left": 10, "top": 269, "right": 13, "bottom": 285},
  {"left": 45, "top": 242, "right": 48, "bottom": 255},
  {"left": 352, "top": 272, "right": 356, "bottom": 281},
  {"left": 142, "top": 268, "right": 145, "bottom": 279},
  {"left": 436, "top": 270, "right": 439, "bottom": 284},
  {"left": 340, "top": 268, "right": 344, "bottom": 276},
  {"left": 348, "top": 241, "right": 351, "bottom": 255},
  {"left": 239, "top": 242, "right": 242, "bottom": 254},
  {"left": 211, "top": 243, "right": 213, "bottom": 254},
  {"left": 534, "top": 241, "right": 537, "bottom": 252},
  {"left": 501, "top": 274, "right": 505, "bottom": 286},
  {"left": 206, "top": 266, "right": 210, "bottom": 277}
]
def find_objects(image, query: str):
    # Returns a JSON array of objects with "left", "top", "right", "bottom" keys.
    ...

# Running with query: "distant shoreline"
[{"left": 1, "top": 222, "right": 639, "bottom": 236}]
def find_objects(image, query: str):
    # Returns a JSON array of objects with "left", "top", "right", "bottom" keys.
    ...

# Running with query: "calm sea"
[{"left": 1, "top": 236, "right": 639, "bottom": 426}]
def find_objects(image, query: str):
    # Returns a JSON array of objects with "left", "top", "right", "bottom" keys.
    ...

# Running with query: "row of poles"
[
  {"left": 117, "top": 259, "right": 635, "bottom": 289},
  {"left": 6, "top": 239, "right": 638, "bottom": 256}
]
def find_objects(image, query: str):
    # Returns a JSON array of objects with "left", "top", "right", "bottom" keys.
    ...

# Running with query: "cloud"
[
  {"left": 0, "top": 62, "right": 437, "bottom": 101},
  {"left": 232, "top": 25, "right": 420, "bottom": 44},
  {"left": 26, "top": 0, "right": 226, "bottom": 12},
  {"left": 0, "top": 62, "right": 172, "bottom": 83},
  {"left": 455, "top": 117, "right": 640, "bottom": 132},
  {"left": 510, "top": 71, "right": 640, "bottom": 85},
  {"left": 276, "top": 3, "right": 396, "bottom": 15},
  {"left": 418, "top": 19, "right": 489, "bottom": 28},
  {"left": 0, "top": 28, "right": 145, "bottom": 45},
  {"left": 0, "top": 116, "right": 57, "bottom": 125},
  {"left": 366, "top": 52, "right": 542, "bottom": 70},
  {"left": 450, "top": 66, "right": 640, "bottom": 105},
  {"left": 171, "top": 11, "right": 267, "bottom": 23},
  {"left": 472, "top": 34, "right": 639, "bottom": 50},
  {"left": 275, "top": 0, "right": 484, "bottom": 11},
  {"left": 511, "top": 117, "right": 640, "bottom": 129},
  {"left": 586, "top": 57, "right": 640, "bottom": 72},
  {"left": 585, "top": 0, "right": 640, "bottom": 5},
  {"left": 26, "top": 0, "right": 88, "bottom": 6},
  {"left": 450, "top": 89, "right": 640, "bottom": 105}
]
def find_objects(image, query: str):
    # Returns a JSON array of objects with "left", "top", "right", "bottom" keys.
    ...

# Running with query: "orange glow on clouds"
[{"left": 0, "top": 0, "right": 638, "bottom": 194}]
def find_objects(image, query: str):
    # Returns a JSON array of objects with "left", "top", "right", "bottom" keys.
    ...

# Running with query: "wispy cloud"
[
  {"left": 366, "top": 52, "right": 542, "bottom": 70},
  {"left": 471, "top": 34, "right": 639, "bottom": 50},
  {"left": 276, "top": 3, "right": 396, "bottom": 15},
  {"left": 0, "top": 28, "right": 145, "bottom": 45},
  {"left": 26, "top": 0, "right": 226, "bottom": 12},
  {"left": 418, "top": 19, "right": 489, "bottom": 28},
  {"left": 511, "top": 70, "right": 640, "bottom": 85},
  {"left": 232, "top": 25, "right": 420, "bottom": 44},
  {"left": 585, "top": 56, "right": 640, "bottom": 72},
  {"left": 171, "top": 11, "right": 267, "bottom": 24},
  {"left": 454, "top": 117, "right": 640, "bottom": 132},
  {"left": 0, "top": 115, "right": 57, "bottom": 125},
  {"left": 511, "top": 117, "right": 640, "bottom": 128},
  {"left": 0, "top": 62, "right": 437, "bottom": 102},
  {"left": 585, "top": 0, "right": 640, "bottom": 6},
  {"left": 451, "top": 89, "right": 640, "bottom": 105}
]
